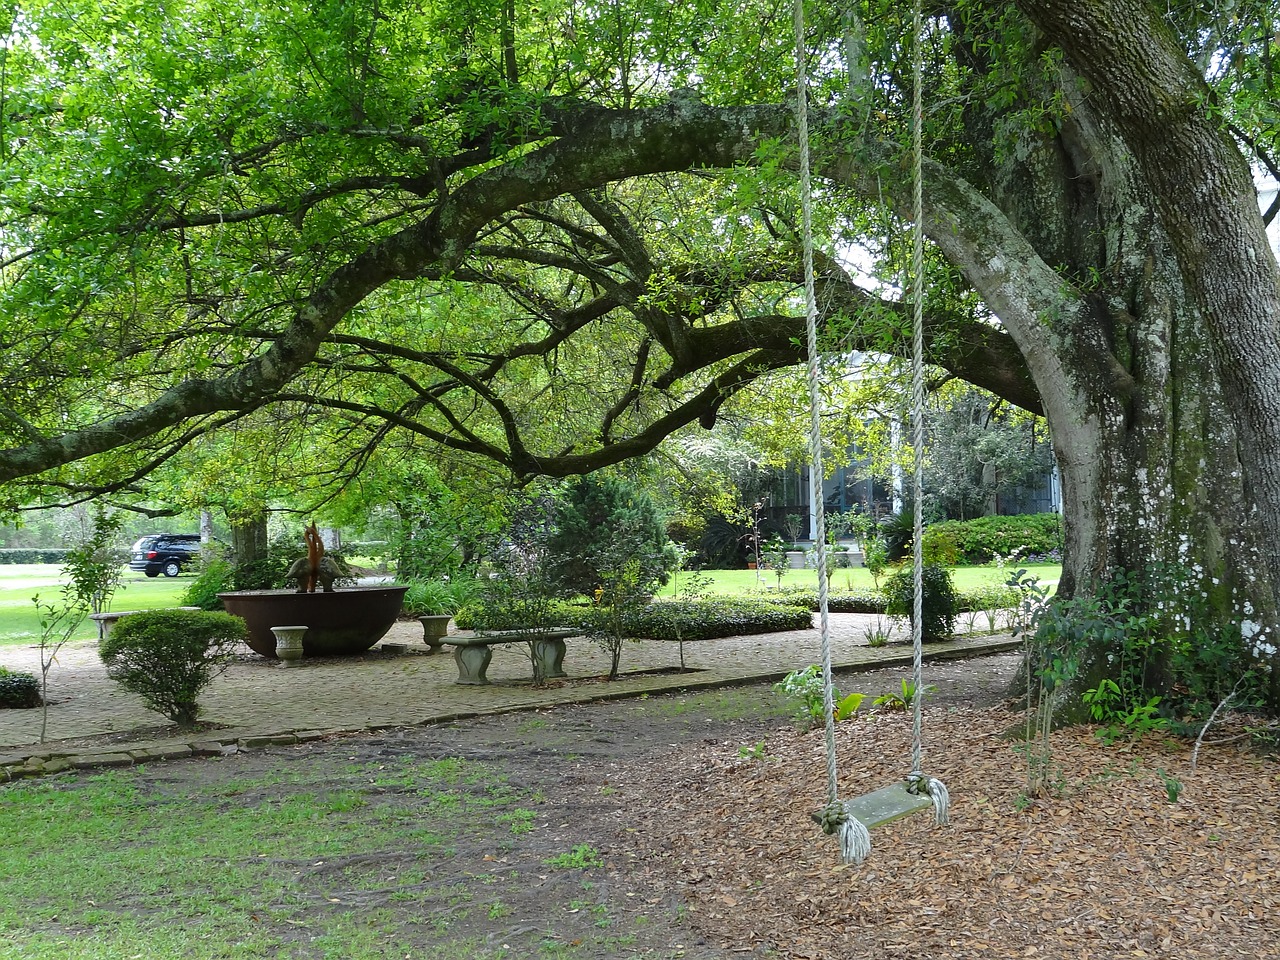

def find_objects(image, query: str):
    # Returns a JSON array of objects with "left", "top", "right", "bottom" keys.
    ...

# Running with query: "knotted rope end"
[
  {"left": 812, "top": 801, "right": 872, "bottom": 865},
  {"left": 907, "top": 773, "right": 951, "bottom": 826}
]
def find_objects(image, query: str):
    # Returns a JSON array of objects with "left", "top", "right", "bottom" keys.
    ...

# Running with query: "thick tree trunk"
[
  {"left": 1009, "top": 0, "right": 1280, "bottom": 706},
  {"left": 229, "top": 515, "right": 269, "bottom": 570}
]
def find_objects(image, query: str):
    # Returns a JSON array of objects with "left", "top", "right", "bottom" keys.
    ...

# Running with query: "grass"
[
  {"left": 0, "top": 757, "right": 535, "bottom": 959},
  {"left": 667, "top": 562, "right": 1061, "bottom": 597},
  {"left": 0, "top": 565, "right": 193, "bottom": 648}
]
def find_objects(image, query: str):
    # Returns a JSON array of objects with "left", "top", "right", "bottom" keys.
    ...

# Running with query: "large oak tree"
[{"left": 2, "top": 1, "right": 1279, "bottom": 699}]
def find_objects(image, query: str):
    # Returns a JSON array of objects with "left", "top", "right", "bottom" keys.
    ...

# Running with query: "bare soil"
[{"left": 37, "top": 652, "right": 1280, "bottom": 958}]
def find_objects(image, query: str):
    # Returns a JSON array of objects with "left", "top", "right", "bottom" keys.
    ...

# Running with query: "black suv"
[{"left": 129, "top": 534, "right": 202, "bottom": 578}]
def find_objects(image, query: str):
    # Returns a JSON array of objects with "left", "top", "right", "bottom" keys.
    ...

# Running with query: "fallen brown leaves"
[{"left": 603, "top": 707, "right": 1279, "bottom": 959}]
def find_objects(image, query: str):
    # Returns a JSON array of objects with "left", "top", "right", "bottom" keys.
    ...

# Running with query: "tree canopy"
[{"left": 4, "top": 1, "right": 1280, "bottom": 699}]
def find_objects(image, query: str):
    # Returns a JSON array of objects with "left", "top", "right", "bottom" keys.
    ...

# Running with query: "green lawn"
[
  {"left": 665, "top": 563, "right": 1060, "bottom": 597},
  {"left": 0, "top": 565, "right": 193, "bottom": 648}
]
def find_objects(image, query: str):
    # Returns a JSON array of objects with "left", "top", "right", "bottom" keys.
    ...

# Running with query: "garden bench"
[
  {"left": 445, "top": 629, "right": 578, "bottom": 685},
  {"left": 89, "top": 607, "right": 201, "bottom": 639}
]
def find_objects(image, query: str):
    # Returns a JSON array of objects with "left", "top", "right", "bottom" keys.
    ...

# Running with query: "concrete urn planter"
[{"left": 418, "top": 614, "right": 453, "bottom": 652}]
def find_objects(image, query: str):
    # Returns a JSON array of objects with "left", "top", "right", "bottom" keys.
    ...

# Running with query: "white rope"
[
  {"left": 909, "top": 0, "right": 927, "bottom": 782},
  {"left": 791, "top": 0, "right": 838, "bottom": 809},
  {"left": 793, "top": 0, "right": 865, "bottom": 864},
  {"left": 907, "top": 0, "right": 949, "bottom": 825}
]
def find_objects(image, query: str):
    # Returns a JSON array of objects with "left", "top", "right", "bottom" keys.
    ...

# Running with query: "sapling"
[{"left": 32, "top": 505, "right": 125, "bottom": 741}]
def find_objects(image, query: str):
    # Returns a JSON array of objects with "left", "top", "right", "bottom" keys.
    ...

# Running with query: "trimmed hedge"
[
  {"left": 607, "top": 598, "right": 813, "bottom": 642},
  {"left": 764, "top": 584, "right": 1021, "bottom": 615},
  {"left": 767, "top": 589, "right": 887, "bottom": 614},
  {"left": 0, "top": 667, "right": 41, "bottom": 708},
  {"left": 922, "top": 514, "right": 1063, "bottom": 565},
  {"left": 457, "top": 596, "right": 812, "bottom": 642},
  {"left": 0, "top": 548, "right": 69, "bottom": 564}
]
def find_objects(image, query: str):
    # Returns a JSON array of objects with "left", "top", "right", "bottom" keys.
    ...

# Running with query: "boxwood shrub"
[
  {"left": 0, "top": 667, "right": 41, "bottom": 708},
  {"left": 99, "top": 609, "right": 248, "bottom": 726}
]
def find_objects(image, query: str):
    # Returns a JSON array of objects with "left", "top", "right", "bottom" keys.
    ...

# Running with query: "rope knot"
[{"left": 906, "top": 772, "right": 951, "bottom": 826}]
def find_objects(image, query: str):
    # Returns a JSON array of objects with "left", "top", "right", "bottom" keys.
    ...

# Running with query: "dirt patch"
[{"left": 21, "top": 652, "right": 1280, "bottom": 959}]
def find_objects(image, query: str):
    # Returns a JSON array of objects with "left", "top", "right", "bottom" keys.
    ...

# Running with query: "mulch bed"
[{"left": 605, "top": 706, "right": 1280, "bottom": 959}]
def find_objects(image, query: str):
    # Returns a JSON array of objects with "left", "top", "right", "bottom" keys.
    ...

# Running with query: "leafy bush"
[
  {"left": 883, "top": 564, "right": 958, "bottom": 641},
  {"left": 402, "top": 578, "right": 481, "bottom": 617},
  {"left": 923, "top": 514, "right": 1063, "bottom": 565},
  {"left": 99, "top": 610, "right": 248, "bottom": 726},
  {"left": 181, "top": 551, "right": 235, "bottom": 610},
  {"left": 0, "top": 667, "right": 41, "bottom": 708}
]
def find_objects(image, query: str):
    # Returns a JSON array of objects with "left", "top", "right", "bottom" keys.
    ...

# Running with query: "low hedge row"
[
  {"left": 0, "top": 548, "right": 69, "bottom": 564},
  {"left": 457, "top": 596, "right": 813, "bottom": 642},
  {"left": 453, "top": 577, "right": 1025, "bottom": 642},
  {"left": 605, "top": 598, "right": 813, "bottom": 642},
  {"left": 765, "top": 583, "right": 1022, "bottom": 615}
]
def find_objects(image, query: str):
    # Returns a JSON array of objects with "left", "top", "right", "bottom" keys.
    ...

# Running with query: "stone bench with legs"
[
  {"left": 89, "top": 607, "right": 202, "bottom": 639},
  {"left": 446, "top": 629, "right": 577, "bottom": 685}
]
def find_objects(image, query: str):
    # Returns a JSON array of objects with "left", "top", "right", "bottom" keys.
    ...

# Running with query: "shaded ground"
[{"left": 10, "top": 651, "right": 1279, "bottom": 959}]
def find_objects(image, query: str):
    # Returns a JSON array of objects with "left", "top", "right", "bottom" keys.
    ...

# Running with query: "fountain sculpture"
[{"left": 219, "top": 524, "right": 408, "bottom": 659}]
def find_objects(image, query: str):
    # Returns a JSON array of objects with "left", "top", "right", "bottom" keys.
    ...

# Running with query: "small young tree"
[
  {"left": 99, "top": 609, "right": 248, "bottom": 726},
  {"left": 762, "top": 536, "right": 790, "bottom": 588},
  {"left": 588, "top": 540, "right": 657, "bottom": 680},
  {"left": 31, "top": 589, "right": 82, "bottom": 742},
  {"left": 32, "top": 504, "right": 126, "bottom": 741},
  {"left": 63, "top": 504, "right": 126, "bottom": 637}
]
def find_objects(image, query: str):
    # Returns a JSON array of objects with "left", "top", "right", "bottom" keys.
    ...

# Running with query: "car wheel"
[
  {"left": 162, "top": 560, "right": 182, "bottom": 578},
  {"left": 145, "top": 570, "right": 159, "bottom": 578}
]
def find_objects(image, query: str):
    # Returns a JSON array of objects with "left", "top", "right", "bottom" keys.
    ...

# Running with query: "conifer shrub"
[
  {"left": 883, "top": 564, "right": 958, "bottom": 641},
  {"left": 99, "top": 610, "right": 248, "bottom": 726}
]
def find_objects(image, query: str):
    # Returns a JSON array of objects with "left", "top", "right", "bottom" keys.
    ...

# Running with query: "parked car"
[{"left": 128, "top": 534, "right": 202, "bottom": 578}]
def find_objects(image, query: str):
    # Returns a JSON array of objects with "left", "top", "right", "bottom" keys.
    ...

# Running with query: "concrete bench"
[
  {"left": 89, "top": 607, "right": 202, "bottom": 639},
  {"left": 445, "top": 629, "right": 577, "bottom": 685}
]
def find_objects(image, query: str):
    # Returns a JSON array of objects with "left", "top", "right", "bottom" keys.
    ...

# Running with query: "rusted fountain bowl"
[{"left": 219, "top": 585, "right": 409, "bottom": 658}]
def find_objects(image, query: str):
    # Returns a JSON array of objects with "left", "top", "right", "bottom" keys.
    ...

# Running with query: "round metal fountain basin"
[{"left": 219, "top": 585, "right": 409, "bottom": 658}]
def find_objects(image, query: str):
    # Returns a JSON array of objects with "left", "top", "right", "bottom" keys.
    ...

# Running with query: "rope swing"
[{"left": 792, "top": 0, "right": 948, "bottom": 866}]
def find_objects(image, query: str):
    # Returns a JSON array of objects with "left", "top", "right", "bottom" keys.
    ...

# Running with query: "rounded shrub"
[
  {"left": 99, "top": 609, "right": 249, "bottom": 726},
  {"left": 0, "top": 667, "right": 41, "bottom": 709},
  {"left": 882, "top": 563, "right": 958, "bottom": 641}
]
